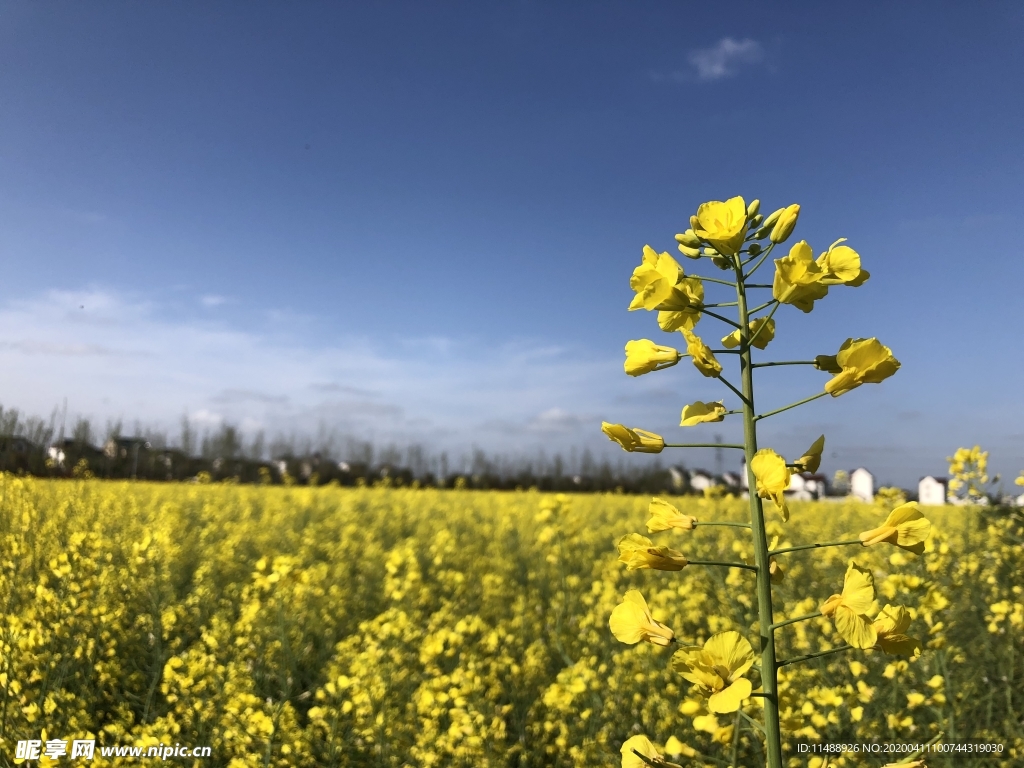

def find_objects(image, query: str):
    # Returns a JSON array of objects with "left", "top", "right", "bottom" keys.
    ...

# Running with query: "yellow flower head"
[
  {"left": 602, "top": 422, "right": 665, "bottom": 453},
  {"left": 609, "top": 590, "right": 675, "bottom": 646},
  {"left": 620, "top": 735, "right": 683, "bottom": 768},
  {"left": 672, "top": 631, "right": 755, "bottom": 713},
  {"left": 824, "top": 337, "right": 901, "bottom": 397},
  {"left": 770, "top": 203, "right": 800, "bottom": 243},
  {"left": 681, "top": 329, "right": 722, "bottom": 378},
  {"left": 680, "top": 400, "right": 726, "bottom": 427},
  {"left": 872, "top": 604, "right": 921, "bottom": 657},
  {"left": 721, "top": 317, "right": 775, "bottom": 350},
  {"left": 820, "top": 561, "right": 878, "bottom": 649},
  {"left": 663, "top": 736, "right": 697, "bottom": 760},
  {"left": 658, "top": 308, "right": 701, "bottom": 332},
  {"left": 630, "top": 246, "right": 683, "bottom": 311},
  {"left": 859, "top": 501, "right": 931, "bottom": 555},
  {"left": 817, "top": 238, "right": 870, "bottom": 286},
  {"left": 793, "top": 435, "right": 825, "bottom": 473},
  {"left": 1016, "top": 471, "right": 1024, "bottom": 487},
  {"left": 692, "top": 196, "right": 748, "bottom": 256},
  {"left": 750, "top": 448, "right": 791, "bottom": 522},
  {"left": 772, "top": 240, "right": 829, "bottom": 312},
  {"left": 617, "top": 533, "right": 688, "bottom": 571},
  {"left": 624, "top": 339, "right": 681, "bottom": 376},
  {"left": 646, "top": 498, "right": 697, "bottom": 533}
]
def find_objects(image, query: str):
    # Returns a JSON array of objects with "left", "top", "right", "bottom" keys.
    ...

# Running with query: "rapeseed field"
[{"left": 0, "top": 475, "right": 1020, "bottom": 766}]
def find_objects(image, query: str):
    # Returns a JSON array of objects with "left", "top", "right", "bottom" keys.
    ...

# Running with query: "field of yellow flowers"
[{"left": 1, "top": 474, "right": 1021, "bottom": 767}]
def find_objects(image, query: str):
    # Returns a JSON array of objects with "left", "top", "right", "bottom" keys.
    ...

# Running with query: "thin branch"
[
  {"left": 747, "top": 299, "right": 778, "bottom": 314},
  {"left": 699, "top": 307, "right": 742, "bottom": 329},
  {"left": 665, "top": 442, "right": 746, "bottom": 449},
  {"left": 689, "top": 559, "right": 758, "bottom": 572},
  {"left": 742, "top": 242, "right": 776, "bottom": 280},
  {"left": 770, "top": 539, "right": 862, "bottom": 557},
  {"left": 694, "top": 521, "right": 752, "bottom": 530},
  {"left": 738, "top": 709, "right": 767, "bottom": 734},
  {"left": 710, "top": 349, "right": 742, "bottom": 355},
  {"left": 701, "top": 301, "right": 739, "bottom": 308},
  {"left": 746, "top": 301, "right": 780, "bottom": 347},
  {"left": 690, "top": 275, "right": 737, "bottom": 287},
  {"left": 777, "top": 645, "right": 853, "bottom": 669},
  {"left": 717, "top": 375, "right": 750, "bottom": 405},
  {"left": 755, "top": 391, "right": 828, "bottom": 421},
  {"left": 770, "top": 611, "right": 823, "bottom": 632},
  {"left": 751, "top": 360, "right": 818, "bottom": 369}
]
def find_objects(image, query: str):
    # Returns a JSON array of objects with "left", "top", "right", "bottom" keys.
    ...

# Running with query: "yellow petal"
[
  {"left": 708, "top": 678, "right": 752, "bottom": 713},
  {"left": 680, "top": 400, "right": 726, "bottom": 427},
  {"left": 703, "top": 631, "right": 755, "bottom": 678},
  {"left": 835, "top": 606, "right": 878, "bottom": 649},
  {"left": 840, "top": 562, "right": 875, "bottom": 614}
]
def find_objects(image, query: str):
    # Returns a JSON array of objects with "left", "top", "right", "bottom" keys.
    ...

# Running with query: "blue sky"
[{"left": 1, "top": 2, "right": 1023, "bottom": 487}]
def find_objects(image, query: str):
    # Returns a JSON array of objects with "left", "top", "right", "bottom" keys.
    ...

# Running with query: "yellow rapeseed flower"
[
  {"left": 620, "top": 735, "right": 682, "bottom": 768},
  {"left": 602, "top": 422, "right": 665, "bottom": 453},
  {"left": 859, "top": 502, "right": 932, "bottom": 555},
  {"left": 630, "top": 246, "right": 683, "bottom": 311},
  {"left": 872, "top": 604, "right": 921, "bottom": 657},
  {"left": 824, "top": 338, "right": 901, "bottom": 397},
  {"left": 720, "top": 318, "right": 775, "bottom": 350},
  {"left": 821, "top": 562, "right": 878, "bottom": 649},
  {"left": 672, "top": 631, "right": 755, "bottom": 713},
  {"left": 793, "top": 435, "right": 825, "bottom": 473},
  {"left": 692, "top": 196, "right": 748, "bottom": 256},
  {"left": 1016, "top": 471, "right": 1024, "bottom": 487},
  {"left": 663, "top": 736, "right": 697, "bottom": 759},
  {"left": 624, "top": 339, "right": 682, "bottom": 376},
  {"left": 750, "top": 448, "right": 791, "bottom": 522},
  {"left": 772, "top": 240, "right": 829, "bottom": 312},
  {"left": 658, "top": 307, "right": 701, "bottom": 332},
  {"left": 770, "top": 203, "right": 800, "bottom": 243},
  {"left": 680, "top": 400, "right": 726, "bottom": 427},
  {"left": 816, "top": 238, "right": 870, "bottom": 286},
  {"left": 617, "top": 533, "right": 688, "bottom": 571},
  {"left": 646, "top": 498, "right": 697, "bottom": 532},
  {"left": 609, "top": 590, "right": 675, "bottom": 646},
  {"left": 681, "top": 329, "right": 722, "bottom": 378}
]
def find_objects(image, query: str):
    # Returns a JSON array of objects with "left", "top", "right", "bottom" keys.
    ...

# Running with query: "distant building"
[
  {"left": 689, "top": 470, "right": 714, "bottom": 493},
  {"left": 788, "top": 472, "right": 827, "bottom": 501},
  {"left": 850, "top": 468, "right": 874, "bottom": 503},
  {"left": 918, "top": 476, "right": 948, "bottom": 506},
  {"left": 721, "top": 471, "right": 742, "bottom": 490}
]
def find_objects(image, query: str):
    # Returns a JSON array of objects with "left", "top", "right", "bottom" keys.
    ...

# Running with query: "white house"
[
  {"left": 850, "top": 468, "right": 874, "bottom": 502},
  {"left": 721, "top": 471, "right": 742, "bottom": 490},
  {"left": 787, "top": 472, "right": 828, "bottom": 501},
  {"left": 689, "top": 470, "right": 714, "bottom": 493},
  {"left": 918, "top": 476, "right": 948, "bottom": 506}
]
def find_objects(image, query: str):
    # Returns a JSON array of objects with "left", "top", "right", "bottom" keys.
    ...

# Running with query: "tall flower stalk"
[{"left": 604, "top": 196, "right": 932, "bottom": 768}]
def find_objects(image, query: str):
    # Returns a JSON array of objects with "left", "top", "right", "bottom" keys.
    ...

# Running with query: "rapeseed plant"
[{"left": 603, "top": 196, "right": 937, "bottom": 767}]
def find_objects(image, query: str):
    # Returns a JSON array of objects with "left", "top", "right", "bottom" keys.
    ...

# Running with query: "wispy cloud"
[
  {"left": 0, "top": 287, "right": 709, "bottom": 456},
  {"left": 200, "top": 294, "right": 230, "bottom": 308},
  {"left": 687, "top": 37, "right": 763, "bottom": 82}
]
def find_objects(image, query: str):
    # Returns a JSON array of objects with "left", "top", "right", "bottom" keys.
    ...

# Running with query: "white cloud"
[
  {"left": 200, "top": 294, "right": 230, "bottom": 307},
  {"left": 687, "top": 38, "right": 763, "bottom": 81},
  {"left": 0, "top": 287, "right": 700, "bottom": 456}
]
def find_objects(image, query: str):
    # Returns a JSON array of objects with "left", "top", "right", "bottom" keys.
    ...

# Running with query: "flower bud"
[
  {"left": 770, "top": 204, "right": 800, "bottom": 244},
  {"left": 703, "top": 246, "right": 718, "bottom": 256},
  {"left": 677, "top": 244, "right": 701, "bottom": 259},
  {"left": 689, "top": 214, "right": 700, "bottom": 231},
  {"left": 746, "top": 243, "right": 762, "bottom": 255},
  {"left": 674, "top": 229, "right": 701, "bottom": 248},
  {"left": 711, "top": 255, "right": 732, "bottom": 270},
  {"left": 753, "top": 227, "right": 771, "bottom": 240},
  {"left": 747, "top": 214, "right": 763, "bottom": 230},
  {"left": 762, "top": 207, "right": 784, "bottom": 229},
  {"left": 746, "top": 199, "right": 760, "bottom": 217}
]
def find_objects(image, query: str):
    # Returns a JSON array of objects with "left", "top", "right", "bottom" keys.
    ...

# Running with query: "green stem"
[
  {"left": 664, "top": 443, "right": 745, "bottom": 449},
  {"left": 702, "top": 301, "right": 739, "bottom": 308},
  {"left": 694, "top": 521, "right": 751, "bottom": 529},
  {"left": 748, "top": 299, "right": 778, "bottom": 314},
  {"left": 699, "top": 307, "right": 742, "bottom": 329},
  {"left": 746, "top": 301, "right": 781, "bottom": 346},
  {"left": 710, "top": 349, "right": 742, "bottom": 355},
  {"left": 689, "top": 559, "right": 758, "bottom": 572},
  {"left": 717, "top": 375, "right": 750, "bottom": 405},
  {"left": 691, "top": 275, "right": 737, "bottom": 287},
  {"left": 770, "top": 611, "right": 823, "bottom": 632},
  {"left": 738, "top": 709, "right": 766, "bottom": 734},
  {"left": 743, "top": 243, "right": 775, "bottom": 279},
  {"left": 745, "top": 283, "right": 773, "bottom": 288},
  {"left": 751, "top": 360, "right": 818, "bottom": 368},
  {"left": 755, "top": 391, "right": 828, "bottom": 421},
  {"left": 777, "top": 645, "right": 853, "bottom": 668},
  {"left": 770, "top": 539, "right": 862, "bottom": 556},
  {"left": 734, "top": 261, "right": 783, "bottom": 768}
]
